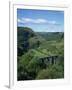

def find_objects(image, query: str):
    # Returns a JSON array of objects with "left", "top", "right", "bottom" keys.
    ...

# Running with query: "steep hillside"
[{"left": 17, "top": 27, "right": 46, "bottom": 56}]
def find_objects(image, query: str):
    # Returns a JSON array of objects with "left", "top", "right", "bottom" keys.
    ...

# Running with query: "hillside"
[{"left": 17, "top": 27, "right": 64, "bottom": 80}]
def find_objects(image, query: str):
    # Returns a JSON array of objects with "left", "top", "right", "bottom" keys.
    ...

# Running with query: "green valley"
[{"left": 17, "top": 27, "right": 64, "bottom": 80}]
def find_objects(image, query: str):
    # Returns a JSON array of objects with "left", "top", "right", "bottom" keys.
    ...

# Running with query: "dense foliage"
[{"left": 17, "top": 27, "right": 64, "bottom": 80}]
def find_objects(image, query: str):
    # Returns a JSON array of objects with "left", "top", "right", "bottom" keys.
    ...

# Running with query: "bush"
[{"left": 36, "top": 64, "right": 64, "bottom": 79}]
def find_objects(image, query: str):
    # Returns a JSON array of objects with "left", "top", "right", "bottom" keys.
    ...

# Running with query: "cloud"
[
  {"left": 49, "top": 21, "right": 56, "bottom": 24},
  {"left": 17, "top": 18, "right": 59, "bottom": 25},
  {"left": 17, "top": 19, "right": 22, "bottom": 23},
  {"left": 33, "top": 19, "right": 47, "bottom": 23},
  {"left": 22, "top": 18, "right": 33, "bottom": 22}
]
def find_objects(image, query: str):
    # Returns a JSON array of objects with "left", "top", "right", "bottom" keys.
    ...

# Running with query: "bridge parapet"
[{"left": 39, "top": 55, "right": 61, "bottom": 66}]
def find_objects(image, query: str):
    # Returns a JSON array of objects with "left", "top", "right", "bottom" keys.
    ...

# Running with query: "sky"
[{"left": 17, "top": 9, "right": 64, "bottom": 32}]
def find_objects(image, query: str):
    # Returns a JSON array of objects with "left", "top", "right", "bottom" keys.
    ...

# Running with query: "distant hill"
[
  {"left": 37, "top": 32, "right": 64, "bottom": 41},
  {"left": 17, "top": 27, "right": 46, "bottom": 56}
]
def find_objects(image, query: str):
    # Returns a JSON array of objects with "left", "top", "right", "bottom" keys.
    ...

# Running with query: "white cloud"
[
  {"left": 17, "top": 18, "right": 58, "bottom": 25},
  {"left": 17, "top": 19, "right": 22, "bottom": 23},
  {"left": 48, "top": 21, "right": 56, "bottom": 24},
  {"left": 34, "top": 19, "right": 47, "bottom": 23},
  {"left": 22, "top": 18, "right": 33, "bottom": 22}
]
